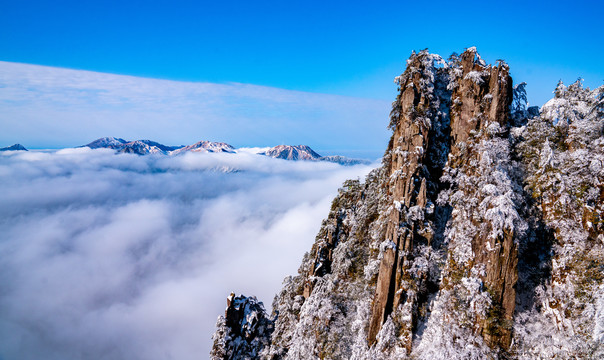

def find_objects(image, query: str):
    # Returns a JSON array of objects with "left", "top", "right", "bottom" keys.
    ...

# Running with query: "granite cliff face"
[{"left": 211, "top": 48, "right": 604, "bottom": 359}]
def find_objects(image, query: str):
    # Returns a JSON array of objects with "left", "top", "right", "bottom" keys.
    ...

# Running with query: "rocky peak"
[
  {"left": 211, "top": 48, "right": 604, "bottom": 359},
  {"left": 210, "top": 294, "right": 274, "bottom": 360},
  {"left": 449, "top": 47, "right": 512, "bottom": 148},
  {"left": 368, "top": 47, "right": 518, "bottom": 350}
]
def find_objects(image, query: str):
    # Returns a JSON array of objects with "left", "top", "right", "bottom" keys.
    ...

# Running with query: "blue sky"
[
  {"left": 1, "top": 0, "right": 603, "bottom": 152},
  {"left": 2, "top": 0, "right": 602, "bottom": 102}
]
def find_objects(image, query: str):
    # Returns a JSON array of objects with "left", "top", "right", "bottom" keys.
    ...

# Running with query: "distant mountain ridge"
[
  {"left": 78, "top": 138, "right": 370, "bottom": 165},
  {"left": 1, "top": 138, "right": 371, "bottom": 166},
  {"left": 83, "top": 137, "right": 233, "bottom": 155}
]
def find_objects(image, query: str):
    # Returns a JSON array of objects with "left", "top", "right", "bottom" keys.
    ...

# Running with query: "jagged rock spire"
[
  {"left": 210, "top": 294, "right": 274, "bottom": 360},
  {"left": 367, "top": 47, "right": 517, "bottom": 349}
]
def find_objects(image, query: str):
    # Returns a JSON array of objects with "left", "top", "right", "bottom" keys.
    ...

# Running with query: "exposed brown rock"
[
  {"left": 449, "top": 48, "right": 517, "bottom": 349},
  {"left": 367, "top": 47, "right": 518, "bottom": 350},
  {"left": 368, "top": 51, "right": 436, "bottom": 346}
]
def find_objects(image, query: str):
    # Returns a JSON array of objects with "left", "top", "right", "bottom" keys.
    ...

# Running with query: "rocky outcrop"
[
  {"left": 211, "top": 48, "right": 604, "bottom": 359},
  {"left": 210, "top": 294, "right": 274, "bottom": 360}
]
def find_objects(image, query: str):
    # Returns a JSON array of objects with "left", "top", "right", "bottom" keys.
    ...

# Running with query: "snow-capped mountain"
[
  {"left": 79, "top": 138, "right": 370, "bottom": 165},
  {"left": 211, "top": 48, "right": 604, "bottom": 359},
  {"left": 83, "top": 137, "right": 231, "bottom": 155},
  {"left": 0, "top": 144, "right": 27, "bottom": 151},
  {"left": 169, "top": 140, "right": 235, "bottom": 155},
  {"left": 260, "top": 145, "right": 322, "bottom": 160},
  {"left": 260, "top": 145, "right": 370, "bottom": 165},
  {"left": 84, "top": 137, "right": 182, "bottom": 154},
  {"left": 120, "top": 140, "right": 182, "bottom": 155},
  {"left": 84, "top": 136, "right": 129, "bottom": 149}
]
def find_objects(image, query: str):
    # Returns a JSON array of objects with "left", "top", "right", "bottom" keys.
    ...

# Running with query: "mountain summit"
[
  {"left": 260, "top": 145, "right": 322, "bottom": 161},
  {"left": 261, "top": 145, "right": 371, "bottom": 165},
  {"left": 211, "top": 48, "right": 604, "bottom": 359}
]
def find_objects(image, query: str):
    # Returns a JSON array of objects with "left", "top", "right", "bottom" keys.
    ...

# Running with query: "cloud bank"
[
  {"left": 0, "top": 61, "right": 389, "bottom": 159},
  {"left": 0, "top": 149, "right": 376, "bottom": 359}
]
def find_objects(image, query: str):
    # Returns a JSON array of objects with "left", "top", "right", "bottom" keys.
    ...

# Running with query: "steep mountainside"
[{"left": 211, "top": 48, "right": 603, "bottom": 359}]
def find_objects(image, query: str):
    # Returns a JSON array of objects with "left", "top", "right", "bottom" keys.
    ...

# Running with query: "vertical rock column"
[
  {"left": 368, "top": 47, "right": 518, "bottom": 351},
  {"left": 449, "top": 48, "right": 517, "bottom": 349},
  {"left": 368, "top": 54, "right": 439, "bottom": 348}
]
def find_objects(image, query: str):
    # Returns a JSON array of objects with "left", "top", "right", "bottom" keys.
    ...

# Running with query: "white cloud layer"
[
  {"left": 0, "top": 149, "right": 376, "bottom": 359},
  {"left": 0, "top": 61, "right": 389, "bottom": 159}
]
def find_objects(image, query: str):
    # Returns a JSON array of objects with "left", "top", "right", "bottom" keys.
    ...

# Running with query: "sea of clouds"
[{"left": 0, "top": 148, "right": 376, "bottom": 359}]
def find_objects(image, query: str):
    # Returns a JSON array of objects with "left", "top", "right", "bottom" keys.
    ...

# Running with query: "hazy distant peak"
[
  {"left": 260, "top": 145, "right": 322, "bottom": 161},
  {"left": 260, "top": 145, "right": 370, "bottom": 165},
  {"left": 0, "top": 143, "right": 28, "bottom": 151},
  {"left": 84, "top": 137, "right": 128, "bottom": 149}
]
